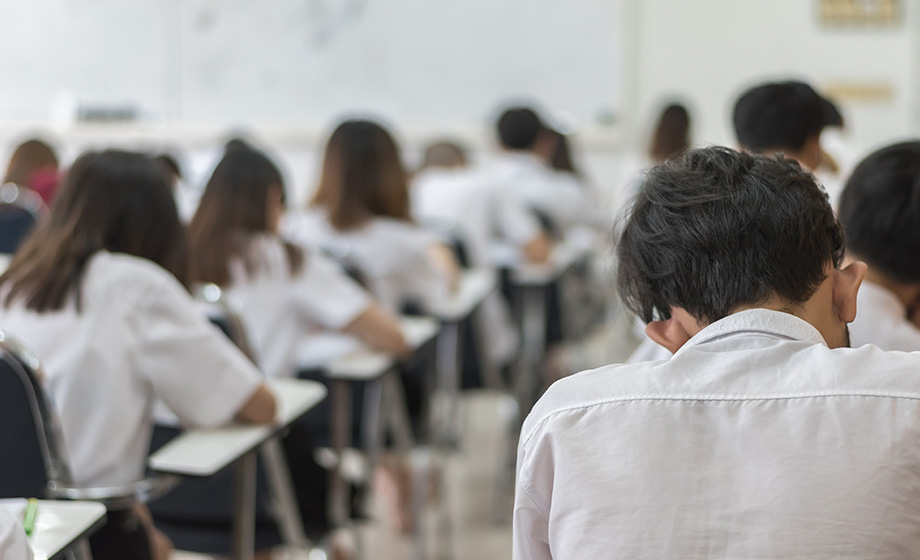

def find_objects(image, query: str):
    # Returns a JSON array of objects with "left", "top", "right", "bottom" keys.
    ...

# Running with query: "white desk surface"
[
  {"left": 148, "top": 378, "right": 326, "bottom": 477},
  {"left": 0, "top": 499, "right": 107, "bottom": 560},
  {"left": 428, "top": 268, "right": 496, "bottom": 321},
  {"left": 327, "top": 316, "right": 440, "bottom": 381}
]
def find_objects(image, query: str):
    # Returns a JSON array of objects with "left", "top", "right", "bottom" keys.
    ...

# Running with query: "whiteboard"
[{"left": 0, "top": 0, "right": 623, "bottom": 130}]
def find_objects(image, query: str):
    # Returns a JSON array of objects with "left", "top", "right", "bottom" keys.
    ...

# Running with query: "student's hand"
[
  {"left": 523, "top": 234, "right": 551, "bottom": 264},
  {"left": 235, "top": 383, "right": 277, "bottom": 424}
]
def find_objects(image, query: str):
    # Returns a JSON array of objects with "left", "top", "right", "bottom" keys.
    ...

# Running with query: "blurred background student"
[
  {"left": 285, "top": 119, "right": 459, "bottom": 314},
  {"left": 0, "top": 150, "right": 276, "bottom": 560}
]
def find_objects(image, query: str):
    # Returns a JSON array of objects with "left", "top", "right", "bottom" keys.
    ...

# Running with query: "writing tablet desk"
[
  {"left": 506, "top": 244, "right": 583, "bottom": 415},
  {"left": 325, "top": 316, "right": 439, "bottom": 529},
  {"left": 148, "top": 378, "right": 327, "bottom": 560},
  {"left": 427, "top": 268, "right": 497, "bottom": 445},
  {"left": 14, "top": 500, "right": 106, "bottom": 560}
]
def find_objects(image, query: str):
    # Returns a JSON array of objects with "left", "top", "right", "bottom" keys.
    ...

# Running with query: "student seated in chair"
[
  {"left": 732, "top": 80, "right": 826, "bottom": 171},
  {"left": 0, "top": 150, "right": 277, "bottom": 560},
  {"left": 838, "top": 140, "right": 920, "bottom": 350},
  {"left": 514, "top": 146, "right": 920, "bottom": 559}
]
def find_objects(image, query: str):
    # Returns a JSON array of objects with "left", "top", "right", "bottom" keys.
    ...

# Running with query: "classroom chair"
[{"left": 0, "top": 330, "right": 176, "bottom": 559}]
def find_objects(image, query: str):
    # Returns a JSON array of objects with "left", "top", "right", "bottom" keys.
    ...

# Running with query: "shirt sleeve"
[
  {"left": 513, "top": 435, "right": 554, "bottom": 560},
  {"left": 131, "top": 273, "right": 264, "bottom": 428},
  {"left": 293, "top": 251, "right": 373, "bottom": 330},
  {"left": 0, "top": 506, "right": 33, "bottom": 560},
  {"left": 494, "top": 189, "right": 542, "bottom": 246}
]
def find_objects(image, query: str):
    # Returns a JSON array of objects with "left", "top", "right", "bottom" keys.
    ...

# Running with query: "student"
[
  {"left": 838, "top": 140, "right": 920, "bottom": 350},
  {"left": 413, "top": 141, "right": 546, "bottom": 370},
  {"left": 627, "top": 82, "right": 826, "bottom": 363},
  {"left": 485, "top": 107, "right": 593, "bottom": 235},
  {"left": 4, "top": 139, "right": 59, "bottom": 206},
  {"left": 189, "top": 145, "right": 409, "bottom": 379},
  {"left": 0, "top": 150, "right": 276, "bottom": 560},
  {"left": 513, "top": 147, "right": 920, "bottom": 558},
  {"left": 647, "top": 103, "right": 690, "bottom": 163},
  {"left": 0, "top": 505, "right": 32, "bottom": 560},
  {"left": 286, "top": 119, "right": 459, "bottom": 314},
  {"left": 732, "top": 80, "right": 825, "bottom": 171}
]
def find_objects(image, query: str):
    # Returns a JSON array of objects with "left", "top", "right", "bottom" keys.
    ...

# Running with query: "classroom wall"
[{"left": 625, "top": 0, "right": 920, "bottom": 159}]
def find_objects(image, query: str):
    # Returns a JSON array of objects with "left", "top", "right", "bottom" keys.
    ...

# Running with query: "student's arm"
[
  {"left": 133, "top": 269, "right": 275, "bottom": 428},
  {"left": 235, "top": 383, "right": 278, "bottom": 424},
  {"left": 427, "top": 242, "right": 461, "bottom": 292},
  {"left": 513, "top": 441, "right": 553, "bottom": 560},
  {"left": 494, "top": 190, "right": 553, "bottom": 264},
  {"left": 343, "top": 304, "right": 411, "bottom": 358}
]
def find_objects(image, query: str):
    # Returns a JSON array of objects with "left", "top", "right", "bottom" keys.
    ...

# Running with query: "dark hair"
[
  {"left": 496, "top": 107, "right": 543, "bottom": 150},
  {"left": 542, "top": 128, "right": 580, "bottom": 176},
  {"left": 153, "top": 154, "right": 182, "bottom": 180},
  {"left": 421, "top": 141, "right": 467, "bottom": 170},
  {"left": 189, "top": 147, "right": 302, "bottom": 286},
  {"left": 648, "top": 103, "right": 690, "bottom": 162},
  {"left": 4, "top": 139, "right": 58, "bottom": 186},
  {"left": 838, "top": 141, "right": 920, "bottom": 284},
  {"left": 733, "top": 81, "right": 825, "bottom": 153},
  {"left": 821, "top": 97, "right": 844, "bottom": 128},
  {"left": 1, "top": 150, "right": 188, "bottom": 312},
  {"left": 617, "top": 146, "right": 844, "bottom": 324},
  {"left": 310, "top": 119, "right": 410, "bottom": 231}
]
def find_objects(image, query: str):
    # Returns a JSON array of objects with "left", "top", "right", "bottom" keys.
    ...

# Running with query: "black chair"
[
  {"left": 0, "top": 183, "right": 42, "bottom": 254},
  {"left": 0, "top": 330, "right": 176, "bottom": 560},
  {"left": 149, "top": 284, "right": 313, "bottom": 551}
]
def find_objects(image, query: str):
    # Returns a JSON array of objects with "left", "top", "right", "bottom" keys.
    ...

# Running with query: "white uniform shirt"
[
  {"left": 482, "top": 152, "right": 596, "bottom": 234},
  {"left": 849, "top": 280, "right": 920, "bottom": 351},
  {"left": 225, "top": 234, "right": 372, "bottom": 378},
  {"left": 0, "top": 251, "right": 263, "bottom": 487},
  {"left": 412, "top": 167, "right": 532, "bottom": 364},
  {"left": 516, "top": 309, "right": 920, "bottom": 559},
  {"left": 412, "top": 167, "right": 542, "bottom": 265},
  {"left": 0, "top": 506, "right": 31, "bottom": 560},
  {"left": 284, "top": 210, "right": 450, "bottom": 314}
]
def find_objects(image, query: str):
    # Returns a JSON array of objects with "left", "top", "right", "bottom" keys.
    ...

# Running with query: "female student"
[
  {"left": 285, "top": 119, "right": 459, "bottom": 314},
  {"left": 0, "top": 150, "right": 276, "bottom": 560},
  {"left": 188, "top": 145, "right": 409, "bottom": 379}
]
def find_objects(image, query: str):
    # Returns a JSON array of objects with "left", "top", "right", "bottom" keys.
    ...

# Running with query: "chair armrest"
[{"left": 47, "top": 475, "right": 180, "bottom": 510}]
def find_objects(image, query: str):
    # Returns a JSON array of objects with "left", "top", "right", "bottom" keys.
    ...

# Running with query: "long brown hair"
[
  {"left": 310, "top": 119, "right": 410, "bottom": 231},
  {"left": 0, "top": 150, "right": 189, "bottom": 312},
  {"left": 648, "top": 103, "right": 691, "bottom": 162},
  {"left": 4, "top": 139, "right": 58, "bottom": 186},
  {"left": 189, "top": 147, "right": 303, "bottom": 286}
]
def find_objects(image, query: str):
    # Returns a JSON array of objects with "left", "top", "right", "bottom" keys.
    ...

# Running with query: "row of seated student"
[{"left": 0, "top": 102, "right": 604, "bottom": 559}]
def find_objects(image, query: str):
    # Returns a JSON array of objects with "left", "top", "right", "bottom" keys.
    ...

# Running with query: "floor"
[{"left": 173, "top": 305, "right": 642, "bottom": 560}]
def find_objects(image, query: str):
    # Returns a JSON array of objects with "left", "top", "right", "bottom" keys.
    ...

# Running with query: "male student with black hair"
[
  {"left": 485, "top": 106, "right": 595, "bottom": 236},
  {"left": 732, "top": 80, "right": 826, "bottom": 170},
  {"left": 514, "top": 146, "right": 920, "bottom": 558},
  {"left": 839, "top": 140, "right": 920, "bottom": 350},
  {"left": 628, "top": 81, "right": 830, "bottom": 364}
]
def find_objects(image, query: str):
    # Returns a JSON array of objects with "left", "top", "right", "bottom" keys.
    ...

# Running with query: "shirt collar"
[{"left": 673, "top": 308, "right": 828, "bottom": 357}]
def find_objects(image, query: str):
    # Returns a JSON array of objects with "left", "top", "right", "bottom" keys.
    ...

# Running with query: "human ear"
[
  {"left": 833, "top": 261, "right": 868, "bottom": 323},
  {"left": 645, "top": 310, "right": 697, "bottom": 354}
]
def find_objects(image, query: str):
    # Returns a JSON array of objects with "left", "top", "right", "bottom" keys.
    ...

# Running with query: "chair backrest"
[
  {"left": 0, "top": 332, "right": 72, "bottom": 498},
  {"left": 193, "top": 283, "right": 256, "bottom": 360},
  {"left": 0, "top": 205, "right": 37, "bottom": 254}
]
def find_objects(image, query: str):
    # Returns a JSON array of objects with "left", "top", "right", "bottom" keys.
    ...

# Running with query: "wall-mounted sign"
[{"left": 820, "top": 0, "right": 901, "bottom": 26}]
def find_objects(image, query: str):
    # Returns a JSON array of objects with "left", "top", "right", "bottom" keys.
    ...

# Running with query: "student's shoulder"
[
  {"left": 86, "top": 251, "right": 184, "bottom": 304},
  {"left": 522, "top": 361, "right": 664, "bottom": 436}
]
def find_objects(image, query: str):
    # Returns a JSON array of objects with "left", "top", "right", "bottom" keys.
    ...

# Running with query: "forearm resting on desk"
[
  {"left": 235, "top": 383, "right": 278, "bottom": 424},
  {"left": 344, "top": 304, "right": 411, "bottom": 358}
]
